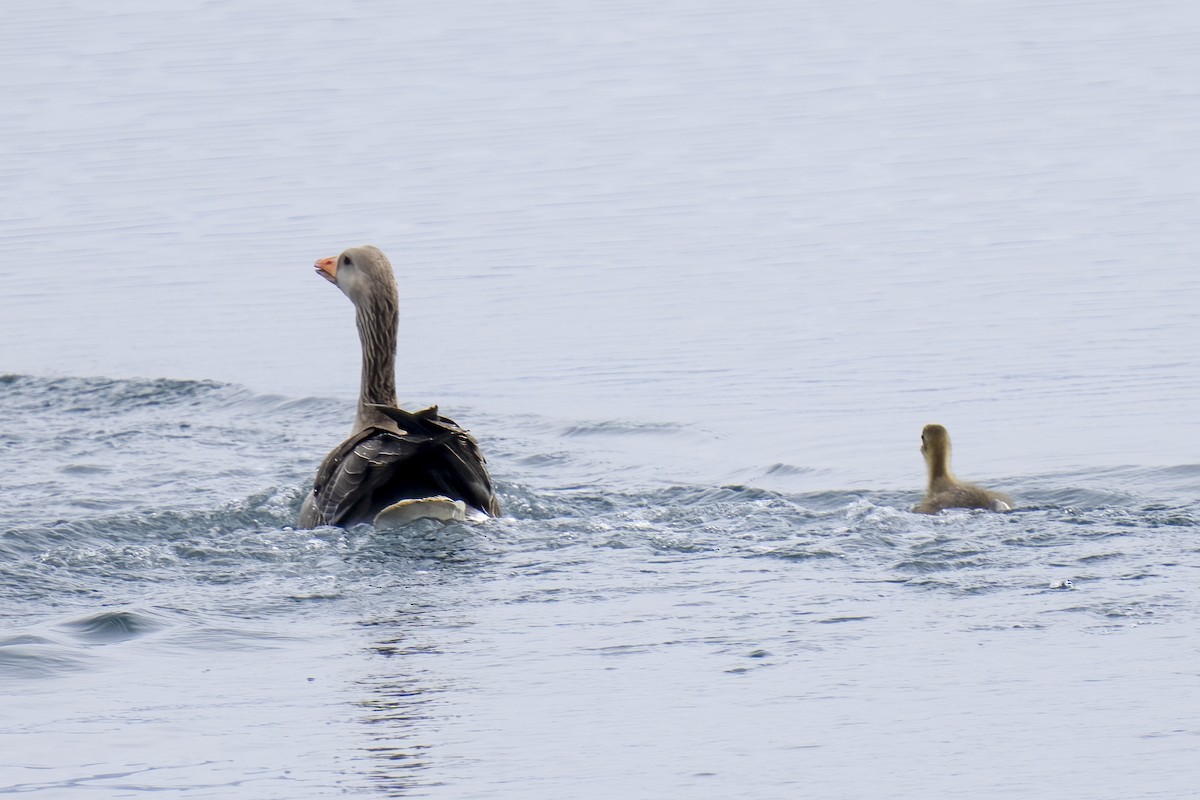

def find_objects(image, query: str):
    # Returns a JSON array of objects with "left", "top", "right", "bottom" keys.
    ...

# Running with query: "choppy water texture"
[{"left": 2, "top": 1, "right": 1200, "bottom": 798}]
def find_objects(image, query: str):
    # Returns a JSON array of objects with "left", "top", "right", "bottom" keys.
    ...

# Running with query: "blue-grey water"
[{"left": 2, "top": 1, "right": 1199, "bottom": 798}]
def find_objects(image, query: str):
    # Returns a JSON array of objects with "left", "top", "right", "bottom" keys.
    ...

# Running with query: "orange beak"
[{"left": 314, "top": 256, "right": 338, "bottom": 284}]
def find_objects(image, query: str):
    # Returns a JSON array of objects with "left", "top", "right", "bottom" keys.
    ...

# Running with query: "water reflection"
[
  {"left": 357, "top": 679, "right": 437, "bottom": 793},
  {"left": 354, "top": 604, "right": 467, "bottom": 795}
]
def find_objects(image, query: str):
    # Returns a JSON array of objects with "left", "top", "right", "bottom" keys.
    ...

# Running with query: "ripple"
[
  {"left": 0, "top": 373, "right": 235, "bottom": 416},
  {"left": 761, "top": 462, "right": 815, "bottom": 476},
  {"left": 57, "top": 609, "right": 166, "bottom": 645},
  {"left": 0, "top": 641, "right": 87, "bottom": 679},
  {"left": 560, "top": 419, "right": 686, "bottom": 437}
]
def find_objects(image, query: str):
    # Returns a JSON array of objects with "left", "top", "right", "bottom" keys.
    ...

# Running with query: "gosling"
[{"left": 913, "top": 423, "right": 1012, "bottom": 514}]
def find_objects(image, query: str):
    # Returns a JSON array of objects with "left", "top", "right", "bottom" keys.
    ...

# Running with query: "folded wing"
[{"left": 302, "top": 405, "right": 499, "bottom": 528}]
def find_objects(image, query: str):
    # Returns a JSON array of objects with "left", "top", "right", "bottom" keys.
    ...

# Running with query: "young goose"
[
  {"left": 912, "top": 423, "right": 1012, "bottom": 514},
  {"left": 297, "top": 245, "right": 500, "bottom": 528}
]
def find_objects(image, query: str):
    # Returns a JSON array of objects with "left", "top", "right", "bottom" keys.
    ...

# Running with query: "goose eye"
[{"left": 342, "top": 256, "right": 352, "bottom": 267}]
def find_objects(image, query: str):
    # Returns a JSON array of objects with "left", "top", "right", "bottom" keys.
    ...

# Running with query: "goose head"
[
  {"left": 312, "top": 244, "right": 401, "bottom": 427},
  {"left": 314, "top": 245, "right": 397, "bottom": 309}
]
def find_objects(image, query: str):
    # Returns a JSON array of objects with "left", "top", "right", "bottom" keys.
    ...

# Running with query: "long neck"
[
  {"left": 926, "top": 445, "right": 952, "bottom": 486},
  {"left": 353, "top": 297, "right": 398, "bottom": 428}
]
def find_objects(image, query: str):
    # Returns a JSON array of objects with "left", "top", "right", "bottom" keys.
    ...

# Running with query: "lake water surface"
[{"left": 2, "top": 1, "right": 1199, "bottom": 798}]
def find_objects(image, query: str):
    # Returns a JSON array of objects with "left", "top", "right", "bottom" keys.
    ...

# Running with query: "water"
[{"left": 2, "top": 1, "right": 1199, "bottom": 797}]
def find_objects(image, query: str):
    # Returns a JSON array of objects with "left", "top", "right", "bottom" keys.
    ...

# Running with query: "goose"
[
  {"left": 912, "top": 423, "right": 1012, "bottom": 514},
  {"left": 297, "top": 245, "right": 499, "bottom": 528}
]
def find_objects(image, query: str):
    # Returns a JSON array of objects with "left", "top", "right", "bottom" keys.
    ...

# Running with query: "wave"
[
  {"left": 2, "top": 373, "right": 1194, "bottom": 619},
  {"left": 56, "top": 609, "right": 166, "bottom": 645},
  {"left": 0, "top": 372, "right": 349, "bottom": 417},
  {"left": 0, "top": 466, "right": 1192, "bottom": 685},
  {"left": 0, "top": 373, "right": 235, "bottom": 413},
  {"left": 559, "top": 419, "right": 689, "bottom": 437}
]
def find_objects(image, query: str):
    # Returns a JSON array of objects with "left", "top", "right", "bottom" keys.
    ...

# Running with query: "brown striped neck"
[{"left": 353, "top": 294, "right": 399, "bottom": 430}]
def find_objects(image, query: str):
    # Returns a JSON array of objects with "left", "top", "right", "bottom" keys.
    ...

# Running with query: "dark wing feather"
[
  {"left": 372, "top": 405, "right": 501, "bottom": 517},
  {"left": 302, "top": 428, "right": 430, "bottom": 527},
  {"left": 300, "top": 405, "right": 500, "bottom": 528}
]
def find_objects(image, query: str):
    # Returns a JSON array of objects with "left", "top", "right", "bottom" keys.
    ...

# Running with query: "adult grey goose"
[{"left": 297, "top": 245, "right": 499, "bottom": 528}]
